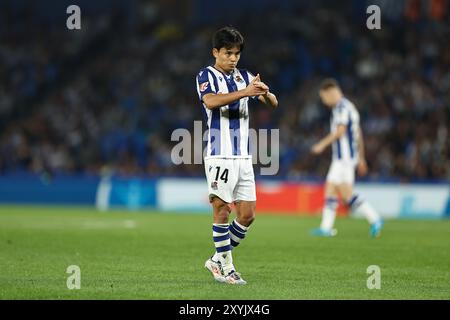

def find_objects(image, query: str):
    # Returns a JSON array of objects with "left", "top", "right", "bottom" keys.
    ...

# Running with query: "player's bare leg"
[
  {"left": 312, "top": 182, "right": 339, "bottom": 236},
  {"left": 338, "top": 184, "right": 383, "bottom": 238},
  {"left": 336, "top": 183, "right": 352, "bottom": 203},
  {"left": 211, "top": 196, "right": 232, "bottom": 224}
]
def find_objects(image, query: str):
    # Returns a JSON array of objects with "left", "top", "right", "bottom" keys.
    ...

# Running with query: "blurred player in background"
[
  {"left": 196, "top": 26, "right": 278, "bottom": 284},
  {"left": 311, "top": 78, "right": 383, "bottom": 238}
]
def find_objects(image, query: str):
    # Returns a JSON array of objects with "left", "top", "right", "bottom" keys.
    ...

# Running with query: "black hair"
[
  {"left": 212, "top": 26, "right": 245, "bottom": 51},
  {"left": 319, "top": 78, "right": 340, "bottom": 91}
]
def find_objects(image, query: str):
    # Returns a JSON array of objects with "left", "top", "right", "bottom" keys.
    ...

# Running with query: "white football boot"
[
  {"left": 224, "top": 270, "right": 247, "bottom": 285},
  {"left": 204, "top": 258, "right": 226, "bottom": 283}
]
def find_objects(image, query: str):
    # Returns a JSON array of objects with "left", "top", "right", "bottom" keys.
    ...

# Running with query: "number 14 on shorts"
[{"left": 212, "top": 166, "right": 229, "bottom": 183}]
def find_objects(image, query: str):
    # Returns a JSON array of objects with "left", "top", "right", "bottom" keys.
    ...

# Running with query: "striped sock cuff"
[
  {"left": 229, "top": 219, "right": 248, "bottom": 248},
  {"left": 232, "top": 219, "right": 249, "bottom": 232},
  {"left": 325, "top": 197, "right": 338, "bottom": 210},
  {"left": 229, "top": 223, "right": 246, "bottom": 239},
  {"left": 213, "top": 223, "right": 230, "bottom": 253},
  {"left": 348, "top": 194, "right": 363, "bottom": 210},
  {"left": 213, "top": 224, "right": 229, "bottom": 234}
]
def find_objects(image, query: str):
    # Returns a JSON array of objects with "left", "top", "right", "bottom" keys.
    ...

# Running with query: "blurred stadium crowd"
[{"left": 1, "top": 0, "right": 449, "bottom": 181}]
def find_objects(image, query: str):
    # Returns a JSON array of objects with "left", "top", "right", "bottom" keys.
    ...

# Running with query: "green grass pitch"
[{"left": 1, "top": 205, "right": 449, "bottom": 299}]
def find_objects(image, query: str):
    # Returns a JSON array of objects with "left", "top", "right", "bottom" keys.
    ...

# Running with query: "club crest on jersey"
[
  {"left": 200, "top": 82, "right": 209, "bottom": 92},
  {"left": 235, "top": 75, "right": 244, "bottom": 83},
  {"left": 211, "top": 181, "right": 218, "bottom": 190}
]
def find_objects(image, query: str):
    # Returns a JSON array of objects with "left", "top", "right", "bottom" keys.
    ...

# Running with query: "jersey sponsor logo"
[
  {"left": 211, "top": 181, "right": 218, "bottom": 190},
  {"left": 200, "top": 81, "right": 209, "bottom": 92}
]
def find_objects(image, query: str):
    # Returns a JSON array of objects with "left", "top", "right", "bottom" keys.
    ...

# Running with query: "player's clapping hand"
[
  {"left": 253, "top": 75, "right": 269, "bottom": 91},
  {"left": 255, "top": 82, "right": 270, "bottom": 96},
  {"left": 245, "top": 74, "right": 269, "bottom": 97},
  {"left": 253, "top": 74, "right": 270, "bottom": 93}
]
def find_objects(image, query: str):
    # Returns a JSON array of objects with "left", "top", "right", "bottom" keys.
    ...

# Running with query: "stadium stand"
[{"left": 0, "top": 0, "right": 448, "bottom": 182}]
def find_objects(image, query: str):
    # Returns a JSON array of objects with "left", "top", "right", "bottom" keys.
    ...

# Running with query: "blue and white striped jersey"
[
  {"left": 196, "top": 66, "right": 257, "bottom": 158},
  {"left": 330, "top": 97, "right": 360, "bottom": 164}
]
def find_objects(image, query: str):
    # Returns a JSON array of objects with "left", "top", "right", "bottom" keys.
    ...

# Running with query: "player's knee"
[
  {"left": 324, "top": 183, "right": 338, "bottom": 198},
  {"left": 242, "top": 215, "right": 255, "bottom": 226},
  {"left": 214, "top": 202, "right": 232, "bottom": 223},
  {"left": 341, "top": 195, "right": 352, "bottom": 205},
  {"left": 239, "top": 209, "right": 256, "bottom": 227}
]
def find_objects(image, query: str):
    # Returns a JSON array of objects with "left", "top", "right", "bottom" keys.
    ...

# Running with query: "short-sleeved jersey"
[
  {"left": 196, "top": 66, "right": 258, "bottom": 159},
  {"left": 330, "top": 97, "right": 360, "bottom": 164}
]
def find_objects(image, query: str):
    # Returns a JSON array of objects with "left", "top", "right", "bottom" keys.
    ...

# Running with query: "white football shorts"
[
  {"left": 204, "top": 157, "right": 256, "bottom": 203},
  {"left": 326, "top": 161, "right": 356, "bottom": 185}
]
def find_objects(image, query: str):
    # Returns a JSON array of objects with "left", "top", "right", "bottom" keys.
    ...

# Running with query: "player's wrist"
[{"left": 241, "top": 88, "right": 251, "bottom": 98}]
